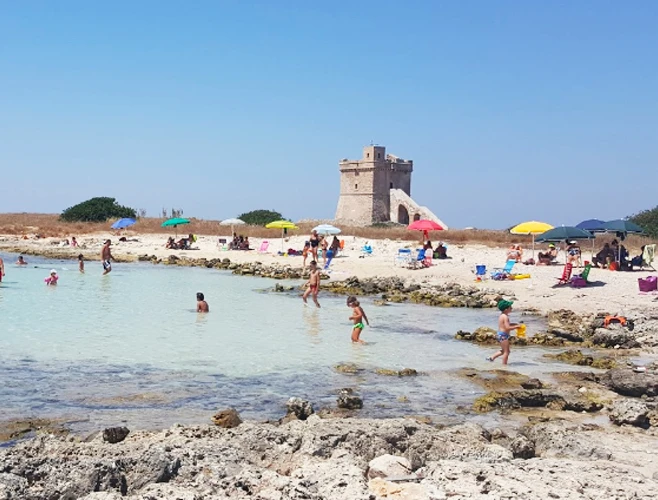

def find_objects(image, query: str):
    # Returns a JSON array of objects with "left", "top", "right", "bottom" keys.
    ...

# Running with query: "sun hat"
[
  {"left": 548, "top": 243, "right": 555, "bottom": 248},
  {"left": 497, "top": 299, "right": 514, "bottom": 312},
  {"left": 50, "top": 269, "right": 57, "bottom": 274}
]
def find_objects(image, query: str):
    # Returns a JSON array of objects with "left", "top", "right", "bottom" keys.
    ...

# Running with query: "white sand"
[{"left": 2, "top": 231, "right": 656, "bottom": 316}]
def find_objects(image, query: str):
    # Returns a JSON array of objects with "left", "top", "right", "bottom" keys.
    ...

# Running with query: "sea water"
[{"left": 0, "top": 253, "right": 570, "bottom": 432}]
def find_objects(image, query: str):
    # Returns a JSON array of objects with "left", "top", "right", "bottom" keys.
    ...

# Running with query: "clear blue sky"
[{"left": 1, "top": 1, "right": 657, "bottom": 228}]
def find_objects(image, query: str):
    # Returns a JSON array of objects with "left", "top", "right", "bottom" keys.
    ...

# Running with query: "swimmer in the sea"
[
  {"left": 196, "top": 292, "right": 209, "bottom": 312},
  {"left": 45, "top": 269, "right": 58, "bottom": 286}
]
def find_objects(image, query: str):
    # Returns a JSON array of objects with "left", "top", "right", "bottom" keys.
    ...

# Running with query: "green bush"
[
  {"left": 61, "top": 197, "right": 137, "bottom": 223},
  {"left": 238, "top": 209, "right": 284, "bottom": 226},
  {"left": 629, "top": 206, "right": 658, "bottom": 239}
]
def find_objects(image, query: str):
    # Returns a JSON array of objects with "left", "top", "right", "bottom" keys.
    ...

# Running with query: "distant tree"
[
  {"left": 60, "top": 197, "right": 137, "bottom": 223},
  {"left": 238, "top": 209, "right": 284, "bottom": 226},
  {"left": 629, "top": 206, "right": 658, "bottom": 239}
]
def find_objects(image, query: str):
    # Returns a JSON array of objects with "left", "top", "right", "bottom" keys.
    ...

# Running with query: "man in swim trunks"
[
  {"left": 101, "top": 240, "right": 114, "bottom": 275},
  {"left": 488, "top": 299, "right": 521, "bottom": 365},
  {"left": 0, "top": 255, "right": 4, "bottom": 282},
  {"left": 302, "top": 261, "right": 321, "bottom": 308},
  {"left": 196, "top": 292, "right": 209, "bottom": 312}
]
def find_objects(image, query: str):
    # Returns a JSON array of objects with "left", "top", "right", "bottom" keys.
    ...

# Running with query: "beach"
[{"left": 2, "top": 229, "right": 658, "bottom": 499}]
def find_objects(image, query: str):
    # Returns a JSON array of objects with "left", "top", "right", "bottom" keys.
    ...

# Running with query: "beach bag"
[
  {"left": 638, "top": 276, "right": 658, "bottom": 292},
  {"left": 571, "top": 277, "right": 587, "bottom": 288}
]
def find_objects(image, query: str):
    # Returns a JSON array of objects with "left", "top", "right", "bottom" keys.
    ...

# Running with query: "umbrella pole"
[{"left": 532, "top": 234, "right": 535, "bottom": 260}]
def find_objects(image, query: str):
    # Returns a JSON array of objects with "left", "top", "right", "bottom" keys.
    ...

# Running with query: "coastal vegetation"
[
  {"left": 630, "top": 205, "right": 658, "bottom": 239},
  {"left": 238, "top": 209, "right": 284, "bottom": 226},
  {"left": 60, "top": 197, "right": 137, "bottom": 223}
]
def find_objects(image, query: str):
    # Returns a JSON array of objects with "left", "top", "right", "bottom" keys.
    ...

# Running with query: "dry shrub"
[{"left": 0, "top": 213, "right": 654, "bottom": 251}]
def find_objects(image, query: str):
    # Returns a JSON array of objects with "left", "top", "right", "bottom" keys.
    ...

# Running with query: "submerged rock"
[
  {"left": 337, "top": 388, "right": 363, "bottom": 410},
  {"left": 374, "top": 368, "right": 418, "bottom": 377}
]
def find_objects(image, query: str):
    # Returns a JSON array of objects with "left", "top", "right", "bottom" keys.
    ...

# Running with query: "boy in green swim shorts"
[
  {"left": 488, "top": 299, "right": 521, "bottom": 365},
  {"left": 349, "top": 299, "right": 367, "bottom": 344}
]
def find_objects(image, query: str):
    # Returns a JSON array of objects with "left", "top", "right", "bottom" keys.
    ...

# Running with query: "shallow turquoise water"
[{"left": 0, "top": 252, "right": 562, "bottom": 432}]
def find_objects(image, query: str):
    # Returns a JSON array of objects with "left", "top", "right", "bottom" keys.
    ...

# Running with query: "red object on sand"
[{"left": 407, "top": 220, "right": 444, "bottom": 232}]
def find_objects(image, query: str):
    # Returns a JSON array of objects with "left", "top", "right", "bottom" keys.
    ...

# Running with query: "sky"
[{"left": 1, "top": 1, "right": 657, "bottom": 229}]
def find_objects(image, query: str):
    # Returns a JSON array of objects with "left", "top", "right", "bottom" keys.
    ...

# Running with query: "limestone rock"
[
  {"left": 601, "top": 369, "right": 658, "bottom": 397},
  {"left": 367, "top": 454, "right": 412, "bottom": 479},
  {"left": 211, "top": 408, "right": 242, "bottom": 428},
  {"left": 591, "top": 327, "right": 641, "bottom": 349},
  {"left": 509, "top": 435, "right": 535, "bottom": 459},
  {"left": 337, "top": 388, "right": 363, "bottom": 409},
  {"left": 286, "top": 397, "right": 314, "bottom": 421},
  {"left": 521, "top": 378, "right": 544, "bottom": 390},
  {"left": 102, "top": 426, "right": 130, "bottom": 444},
  {"left": 608, "top": 399, "right": 650, "bottom": 427}
]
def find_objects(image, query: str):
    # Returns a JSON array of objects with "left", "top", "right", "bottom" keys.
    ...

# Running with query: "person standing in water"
[
  {"left": 16, "top": 255, "right": 28, "bottom": 265},
  {"left": 101, "top": 240, "right": 113, "bottom": 275},
  {"left": 347, "top": 296, "right": 370, "bottom": 327},
  {"left": 0, "top": 255, "right": 5, "bottom": 282},
  {"left": 488, "top": 300, "right": 521, "bottom": 365},
  {"left": 78, "top": 254, "right": 85, "bottom": 273},
  {"left": 196, "top": 292, "right": 209, "bottom": 312},
  {"left": 348, "top": 299, "right": 368, "bottom": 344},
  {"left": 302, "top": 261, "right": 321, "bottom": 308}
]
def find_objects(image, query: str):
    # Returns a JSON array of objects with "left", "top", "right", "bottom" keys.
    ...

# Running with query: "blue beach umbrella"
[
  {"left": 111, "top": 218, "right": 136, "bottom": 230},
  {"left": 575, "top": 219, "right": 606, "bottom": 233},
  {"left": 601, "top": 219, "right": 644, "bottom": 235}
]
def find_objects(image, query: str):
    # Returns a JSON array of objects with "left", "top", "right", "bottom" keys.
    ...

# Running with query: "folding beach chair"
[
  {"left": 407, "top": 249, "right": 426, "bottom": 269},
  {"left": 491, "top": 260, "right": 515, "bottom": 280},
  {"left": 555, "top": 263, "right": 573, "bottom": 286},
  {"left": 642, "top": 244, "right": 656, "bottom": 271},
  {"left": 360, "top": 244, "right": 373, "bottom": 258},
  {"left": 258, "top": 241, "right": 269, "bottom": 253},
  {"left": 217, "top": 238, "right": 228, "bottom": 251},
  {"left": 395, "top": 248, "right": 413, "bottom": 267}
]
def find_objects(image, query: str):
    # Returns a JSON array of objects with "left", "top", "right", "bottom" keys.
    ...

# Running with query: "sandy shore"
[{"left": 2, "top": 231, "right": 656, "bottom": 317}]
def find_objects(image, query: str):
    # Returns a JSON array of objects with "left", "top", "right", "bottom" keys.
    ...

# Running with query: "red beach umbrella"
[{"left": 407, "top": 219, "right": 444, "bottom": 242}]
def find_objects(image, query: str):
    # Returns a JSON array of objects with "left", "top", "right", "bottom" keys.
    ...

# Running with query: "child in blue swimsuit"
[{"left": 487, "top": 299, "right": 521, "bottom": 365}]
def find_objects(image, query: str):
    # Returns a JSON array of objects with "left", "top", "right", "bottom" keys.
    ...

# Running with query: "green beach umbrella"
[{"left": 162, "top": 217, "right": 190, "bottom": 237}]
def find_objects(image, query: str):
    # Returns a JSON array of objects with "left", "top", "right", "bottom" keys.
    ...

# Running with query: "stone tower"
[{"left": 335, "top": 145, "right": 413, "bottom": 225}]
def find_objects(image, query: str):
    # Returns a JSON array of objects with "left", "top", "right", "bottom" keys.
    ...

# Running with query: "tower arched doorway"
[
  {"left": 413, "top": 213, "right": 421, "bottom": 221},
  {"left": 397, "top": 205, "right": 409, "bottom": 225}
]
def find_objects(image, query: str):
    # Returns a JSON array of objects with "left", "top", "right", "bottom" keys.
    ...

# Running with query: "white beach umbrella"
[
  {"left": 313, "top": 224, "right": 341, "bottom": 236},
  {"left": 220, "top": 218, "right": 246, "bottom": 235}
]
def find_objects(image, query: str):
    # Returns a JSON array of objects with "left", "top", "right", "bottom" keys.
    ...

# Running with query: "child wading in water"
[
  {"left": 45, "top": 269, "right": 59, "bottom": 286},
  {"left": 488, "top": 299, "right": 521, "bottom": 365},
  {"left": 302, "top": 261, "right": 321, "bottom": 308},
  {"left": 78, "top": 254, "right": 85, "bottom": 273},
  {"left": 348, "top": 298, "right": 368, "bottom": 343}
]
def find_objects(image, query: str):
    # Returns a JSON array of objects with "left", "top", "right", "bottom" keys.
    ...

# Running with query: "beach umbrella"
[
  {"left": 219, "top": 217, "right": 246, "bottom": 236},
  {"left": 313, "top": 224, "right": 341, "bottom": 236},
  {"left": 162, "top": 217, "right": 190, "bottom": 237},
  {"left": 265, "top": 220, "right": 299, "bottom": 252},
  {"left": 111, "top": 218, "right": 136, "bottom": 230},
  {"left": 509, "top": 221, "right": 554, "bottom": 258},
  {"left": 575, "top": 219, "right": 606, "bottom": 232},
  {"left": 408, "top": 219, "right": 443, "bottom": 242}
]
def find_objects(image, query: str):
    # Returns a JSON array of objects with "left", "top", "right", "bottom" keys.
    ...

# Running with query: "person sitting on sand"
[
  {"left": 537, "top": 244, "right": 558, "bottom": 265},
  {"left": 71, "top": 236, "right": 78, "bottom": 247},
  {"left": 433, "top": 242, "right": 448, "bottom": 260},
  {"left": 165, "top": 237, "right": 176, "bottom": 249},
  {"left": 16, "top": 255, "right": 28, "bottom": 265},
  {"left": 592, "top": 243, "right": 613, "bottom": 268},
  {"left": 240, "top": 237, "right": 250, "bottom": 250},
  {"left": 423, "top": 240, "right": 433, "bottom": 252},
  {"left": 330, "top": 236, "right": 340, "bottom": 256},
  {"left": 196, "top": 292, "right": 209, "bottom": 312}
]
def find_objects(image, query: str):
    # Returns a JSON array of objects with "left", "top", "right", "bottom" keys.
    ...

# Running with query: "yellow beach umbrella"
[
  {"left": 265, "top": 220, "right": 299, "bottom": 252},
  {"left": 509, "top": 221, "right": 554, "bottom": 259}
]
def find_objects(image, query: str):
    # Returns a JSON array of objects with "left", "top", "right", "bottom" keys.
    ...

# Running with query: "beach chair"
[
  {"left": 258, "top": 241, "right": 269, "bottom": 254},
  {"left": 217, "top": 238, "right": 228, "bottom": 251},
  {"left": 642, "top": 244, "right": 656, "bottom": 271},
  {"left": 491, "top": 260, "right": 515, "bottom": 280},
  {"left": 395, "top": 248, "right": 412, "bottom": 267},
  {"left": 408, "top": 249, "right": 426, "bottom": 269},
  {"left": 555, "top": 263, "right": 573, "bottom": 286},
  {"left": 474, "top": 264, "right": 487, "bottom": 281},
  {"left": 360, "top": 244, "right": 373, "bottom": 258}
]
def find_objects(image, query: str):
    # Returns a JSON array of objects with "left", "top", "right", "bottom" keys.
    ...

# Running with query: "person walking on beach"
[
  {"left": 348, "top": 299, "right": 367, "bottom": 344},
  {"left": 302, "top": 241, "right": 311, "bottom": 268},
  {"left": 196, "top": 292, "right": 209, "bottom": 312},
  {"left": 487, "top": 300, "right": 521, "bottom": 365},
  {"left": 101, "top": 240, "right": 114, "bottom": 275},
  {"left": 309, "top": 230, "right": 320, "bottom": 262},
  {"left": 302, "top": 261, "right": 321, "bottom": 308},
  {"left": 78, "top": 254, "right": 85, "bottom": 273}
]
